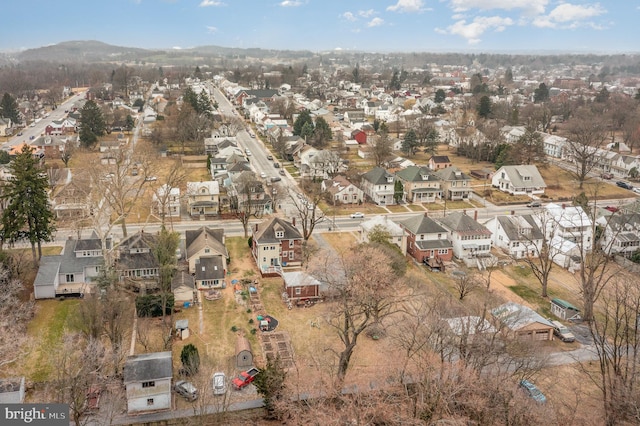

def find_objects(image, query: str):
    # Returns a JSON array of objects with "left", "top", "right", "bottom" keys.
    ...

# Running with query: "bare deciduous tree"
[{"left": 563, "top": 108, "right": 608, "bottom": 189}]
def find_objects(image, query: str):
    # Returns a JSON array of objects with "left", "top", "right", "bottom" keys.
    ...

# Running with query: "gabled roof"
[
  {"left": 362, "top": 166, "right": 394, "bottom": 185},
  {"left": 171, "top": 271, "right": 195, "bottom": 291},
  {"left": 194, "top": 256, "right": 225, "bottom": 280},
  {"left": 437, "top": 212, "right": 491, "bottom": 236},
  {"left": 253, "top": 217, "right": 302, "bottom": 244},
  {"left": 492, "top": 302, "right": 553, "bottom": 331},
  {"left": 282, "top": 271, "right": 321, "bottom": 288},
  {"left": 429, "top": 155, "right": 451, "bottom": 164},
  {"left": 123, "top": 351, "right": 172, "bottom": 384},
  {"left": 399, "top": 214, "right": 448, "bottom": 235},
  {"left": 185, "top": 227, "right": 228, "bottom": 260},
  {"left": 434, "top": 166, "right": 471, "bottom": 181},
  {"left": 496, "top": 215, "right": 544, "bottom": 241},
  {"left": 395, "top": 165, "right": 440, "bottom": 183},
  {"left": 496, "top": 165, "right": 546, "bottom": 188}
]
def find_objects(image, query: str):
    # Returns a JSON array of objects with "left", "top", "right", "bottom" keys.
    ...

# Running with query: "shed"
[
  {"left": 0, "top": 377, "right": 25, "bottom": 403},
  {"left": 550, "top": 298, "right": 581, "bottom": 321},
  {"left": 235, "top": 335, "right": 253, "bottom": 368},
  {"left": 175, "top": 319, "right": 189, "bottom": 340},
  {"left": 282, "top": 271, "right": 323, "bottom": 301}
]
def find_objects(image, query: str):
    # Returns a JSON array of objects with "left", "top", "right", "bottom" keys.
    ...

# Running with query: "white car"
[
  {"left": 633, "top": 187, "right": 640, "bottom": 194},
  {"left": 350, "top": 212, "right": 365, "bottom": 219},
  {"left": 260, "top": 172, "right": 267, "bottom": 179},
  {"left": 212, "top": 372, "right": 226, "bottom": 395}
]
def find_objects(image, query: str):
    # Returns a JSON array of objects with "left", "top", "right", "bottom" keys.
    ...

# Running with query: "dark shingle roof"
[
  {"left": 194, "top": 256, "right": 225, "bottom": 280},
  {"left": 434, "top": 166, "right": 471, "bottom": 182},
  {"left": 362, "top": 166, "right": 394, "bottom": 185},
  {"left": 437, "top": 212, "right": 491, "bottom": 235},
  {"left": 123, "top": 352, "right": 172, "bottom": 383},
  {"left": 395, "top": 166, "right": 440, "bottom": 183},
  {"left": 400, "top": 214, "right": 448, "bottom": 235},
  {"left": 253, "top": 217, "right": 302, "bottom": 244},
  {"left": 185, "top": 227, "right": 228, "bottom": 260}
]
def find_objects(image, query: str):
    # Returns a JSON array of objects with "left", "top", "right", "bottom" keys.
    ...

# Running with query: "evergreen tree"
[
  {"left": 293, "top": 109, "right": 313, "bottom": 136},
  {"left": 434, "top": 89, "right": 446, "bottom": 103},
  {"left": 79, "top": 100, "right": 106, "bottom": 147},
  {"left": 504, "top": 67, "right": 513, "bottom": 83},
  {"left": 476, "top": 95, "right": 492, "bottom": 119},
  {"left": 1, "top": 145, "right": 55, "bottom": 264},
  {"left": 253, "top": 356, "right": 287, "bottom": 420},
  {"left": 180, "top": 344, "right": 200, "bottom": 375},
  {"left": 394, "top": 180, "right": 404, "bottom": 204},
  {"left": 125, "top": 115, "right": 135, "bottom": 132},
  {"left": 0, "top": 93, "right": 20, "bottom": 124},
  {"left": 401, "top": 129, "right": 419, "bottom": 156},
  {"left": 311, "top": 116, "right": 331, "bottom": 148},
  {"left": 533, "top": 83, "right": 549, "bottom": 103}
]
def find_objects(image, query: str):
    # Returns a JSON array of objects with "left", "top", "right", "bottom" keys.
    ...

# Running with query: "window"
[
  {"left": 282, "top": 251, "right": 288, "bottom": 258},
  {"left": 204, "top": 248, "right": 210, "bottom": 254},
  {"left": 66, "top": 274, "right": 74, "bottom": 282},
  {"left": 142, "top": 381, "right": 155, "bottom": 388},
  {"left": 295, "top": 288, "right": 301, "bottom": 295},
  {"left": 289, "top": 251, "right": 294, "bottom": 259},
  {"left": 438, "top": 249, "right": 448, "bottom": 255},
  {"left": 147, "top": 398, "right": 154, "bottom": 406},
  {"left": 275, "top": 231, "right": 284, "bottom": 238}
]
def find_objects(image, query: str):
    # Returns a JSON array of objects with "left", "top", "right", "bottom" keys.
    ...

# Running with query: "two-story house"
[
  {"left": 116, "top": 231, "right": 159, "bottom": 284},
  {"left": 437, "top": 211, "right": 492, "bottom": 265},
  {"left": 152, "top": 184, "right": 181, "bottom": 219},
  {"left": 30, "top": 135, "right": 67, "bottom": 160},
  {"left": 123, "top": 352, "right": 172, "bottom": 414},
  {"left": 361, "top": 167, "right": 396, "bottom": 206},
  {"left": 596, "top": 213, "right": 640, "bottom": 258},
  {"left": 228, "top": 172, "right": 272, "bottom": 216},
  {"left": 486, "top": 215, "right": 543, "bottom": 259},
  {"left": 185, "top": 227, "right": 228, "bottom": 289},
  {"left": 492, "top": 165, "right": 546, "bottom": 196},
  {"left": 434, "top": 166, "right": 472, "bottom": 201},
  {"left": 321, "top": 175, "right": 364, "bottom": 205},
  {"left": 542, "top": 203, "right": 593, "bottom": 254},
  {"left": 395, "top": 166, "right": 442, "bottom": 203},
  {"left": 251, "top": 217, "right": 303, "bottom": 276},
  {"left": 186, "top": 181, "right": 219, "bottom": 217},
  {"left": 33, "top": 234, "right": 108, "bottom": 299},
  {"left": 399, "top": 213, "right": 453, "bottom": 270}
]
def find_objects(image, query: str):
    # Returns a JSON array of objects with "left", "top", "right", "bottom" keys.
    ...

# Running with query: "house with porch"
[
  {"left": 116, "top": 231, "right": 159, "bottom": 286},
  {"left": 399, "top": 213, "right": 453, "bottom": 270},
  {"left": 152, "top": 184, "right": 181, "bottom": 219},
  {"left": 395, "top": 166, "right": 442, "bottom": 204},
  {"left": 492, "top": 165, "right": 546, "bottom": 196},
  {"left": 542, "top": 203, "right": 593, "bottom": 254},
  {"left": 596, "top": 213, "right": 640, "bottom": 258},
  {"left": 434, "top": 166, "right": 472, "bottom": 201},
  {"left": 186, "top": 181, "right": 219, "bottom": 217},
  {"left": 486, "top": 215, "right": 543, "bottom": 259},
  {"left": 251, "top": 217, "right": 303, "bottom": 276},
  {"left": 436, "top": 211, "right": 492, "bottom": 266},
  {"left": 361, "top": 167, "right": 396, "bottom": 205},
  {"left": 185, "top": 227, "right": 228, "bottom": 275},
  {"left": 321, "top": 175, "right": 364, "bottom": 205}
]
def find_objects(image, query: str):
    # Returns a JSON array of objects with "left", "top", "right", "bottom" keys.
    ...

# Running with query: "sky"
[{"left": 1, "top": 0, "right": 638, "bottom": 54}]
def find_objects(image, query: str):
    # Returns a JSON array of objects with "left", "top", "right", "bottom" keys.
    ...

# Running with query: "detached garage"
[
  {"left": 33, "top": 259, "right": 61, "bottom": 299},
  {"left": 492, "top": 302, "right": 554, "bottom": 341}
]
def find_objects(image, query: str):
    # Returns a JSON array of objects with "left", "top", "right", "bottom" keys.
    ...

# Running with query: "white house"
[
  {"left": 596, "top": 213, "right": 640, "bottom": 258},
  {"left": 186, "top": 181, "right": 220, "bottom": 217},
  {"left": 436, "top": 211, "right": 493, "bottom": 265},
  {"left": 492, "top": 165, "right": 546, "bottom": 196},
  {"left": 486, "top": 215, "right": 543, "bottom": 259},
  {"left": 540, "top": 132, "right": 567, "bottom": 159},
  {"left": 321, "top": 175, "right": 364, "bottom": 205},
  {"left": 359, "top": 215, "right": 403, "bottom": 248},
  {"left": 360, "top": 167, "right": 396, "bottom": 205},
  {"left": 123, "top": 352, "right": 172, "bottom": 414},
  {"left": 542, "top": 203, "right": 593, "bottom": 254},
  {"left": 152, "top": 184, "right": 181, "bottom": 218}
]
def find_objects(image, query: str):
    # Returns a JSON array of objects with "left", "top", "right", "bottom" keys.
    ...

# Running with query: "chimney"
[
  {"left": 562, "top": 203, "right": 566, "bottom": 209},
  {"left": 254, "top": 223, "right": 258, "bottom": 232},
  {"left": 292, "top": 217, "right": 296, "bottom": 227},
  {"left": 463, "top": 209, "right": 467, "bottom": 216},
  {"left": 511, "top": 210, "right": 515, "bottom": 215},
  {"left": 424, "top": 212, "right": 429, "bottom": 218},
  {"left": 474, "top": 210, "right": 478, "bottom": 221}
]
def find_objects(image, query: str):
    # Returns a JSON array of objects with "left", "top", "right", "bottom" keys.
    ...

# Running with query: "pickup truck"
[{"left": 232, "top": 367, "right": 260, "bottom": 390}]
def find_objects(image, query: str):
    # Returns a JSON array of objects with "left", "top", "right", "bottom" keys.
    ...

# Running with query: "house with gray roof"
[
  {"left": 597, "top": 213, "right": 640, "bottom": 258},
  {"left": 491, "top": 302, "right": 554, "bottom": 341},
  {"left": 123, "top": 351, "right": 172, "bottom": 414},
  {"left": 185, "top": 227, "right": 228, "bottom": 289},
  {"left": 399, "top": 213, "right": 453, "bottom": 268},
  {"left": 492, "top": 165, "right": 546, "bottom": 196},
  {"left": 436, "top": 211, "right": 493, "bottom": 266},
  {"left": 251, "top": 217, "right": 303, "bottom": 275},
  {"left": 486, "top": 215, "right": 543, "bottom": 259},
  {"left": 434, "top": 166, "right": 472, "bottom": 201},
  {"left": 395, "top": 166, "right": 442, "bottom": 203},
  {"left": 116, "top": 231, "right": 159, "bottom": 284},
  {"left": 33, "top": 235, "right": 108, "bottom": 299},
  {"left": 361, "top": 167, "right": 396, "bottom": 205}
]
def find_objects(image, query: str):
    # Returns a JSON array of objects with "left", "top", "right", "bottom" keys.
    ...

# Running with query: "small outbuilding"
[
  {"left": 282, "top": 271, "right": 323, "bottom": 302},
  {"left": 0, "top": 377, "right": 25, "bottom": 403},
  {"left": 550, "top": 298, "right": 581, "bottom": 321},
  {"left": 235, "top": 335, "right": 253, "bottom": 369},
  {"left": 492, "top": 302, "right": 554, "bottom": 341}
]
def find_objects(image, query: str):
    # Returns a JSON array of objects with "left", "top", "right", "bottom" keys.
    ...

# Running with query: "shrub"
[
  {"left": 180, "top": 344, "right": 200, "bottom": 375},
  {"left": 231, "top": 325, "right": 238, "bottom": 332},
  {"left": 136, "top": 294, "right": 174, "bottom": 317}
]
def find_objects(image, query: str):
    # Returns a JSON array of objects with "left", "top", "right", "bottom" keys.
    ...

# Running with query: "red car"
[
  {"left": 231, "top": 367, "right": 260, "bottom": 390},
  {"left": 604, "top": 206, "right": 619, "bottom": 213}
]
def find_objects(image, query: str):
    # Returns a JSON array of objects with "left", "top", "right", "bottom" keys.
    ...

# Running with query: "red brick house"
[
  {"left": 351, "top": 129, "right": 367, "bottom": 144},
  {"left": 251, "top": 217, "right": 303, "bottom": 276},
  {"left": 282, "top": 271, "right": 322, "bottom": 302},
  {"left": 399, "top": 213, "right": 453, "bottom": 270}
]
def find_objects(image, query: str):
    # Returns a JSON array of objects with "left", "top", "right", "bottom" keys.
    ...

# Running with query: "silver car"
[{"left": 174, "top": 380, "right": 198, "bottom": 401}]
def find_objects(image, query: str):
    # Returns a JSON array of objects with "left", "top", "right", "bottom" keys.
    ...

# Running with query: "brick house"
[
  {"left": 399, "top": 213, "right": 453, "bottom": 270},
  {"left": 251, "top": 217, "right": 303, "bottom": 276}
]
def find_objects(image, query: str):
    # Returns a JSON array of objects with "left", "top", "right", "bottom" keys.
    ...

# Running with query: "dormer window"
[{"left": 275, "top": 230, "right": 284, "bottom": 239}]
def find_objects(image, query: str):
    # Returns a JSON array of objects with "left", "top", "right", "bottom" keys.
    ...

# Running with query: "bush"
[
  {"left": 180, "top": 344, "right": 200, "bottom": 375},
  {"left": 136, "top": 294, "right": 174, "bottom": 317},
  {"left": 231, "top": 325, "right": 238, "bottom": 332},
  {"left": 250, "top": 328, "right": 257, "bottom": 335},
  {"left": 249, "top": 318, "right": 254, "bottom": 324}
]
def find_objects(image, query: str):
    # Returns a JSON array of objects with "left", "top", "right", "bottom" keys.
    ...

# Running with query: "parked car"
[
  {"left": 260, "top": 172, "right": 267, "bottom": 179},
  {"left": 273, "top": 162, "right": 280, "bottom": 168},
  {"left": 232, "top": 367, "right": 260, "bottom": 390},
  {"left": 551, "top": 320, "right": 575, "bottom": 342},
  {"left": 279, "top": 169, "right": 285, "bottom": 176},
  {"left": 245, "top": 149, "right": 251, "bottom": 156},
  {"left": 350, "top": 212, "right": 365, "bottom": 219},
  {"left": 174, "top": 380, "right": 198, "bottom": 401},
  {"left": 633, "top": 187, "right": 640, "bottom": 194},
  {"left": 145, "top": 176, "right": 157, "bottom": 182},
  {"left": 601, "top": 172, "right": 613, "bottom": 179},
  {"left": 270, "top": 176, "right": 281, "bottom": 182},
  {"left": 519, "top": 379, "right": 546, "bottom": 403},
  {"left": 212, "top": 372, "right": 227, "bottom": 395},
  {"left": 526, "top": 201, "right": 541, "bottom": 208},
  {"left": 616, "top": 181, "right": 633, "bottom": 190},
  {"left": 266, "top": 155, "right": 273, "bottom": 160},
  {"left": 604, "top": 206, "right": 619, "bottom": 213}
]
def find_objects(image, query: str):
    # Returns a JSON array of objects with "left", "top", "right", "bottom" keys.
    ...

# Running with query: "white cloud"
[
  {"left": 342, "top": 12, "right": 357, "bottom": 21},
  {"left": 367, "top": 17, "right": 385, "bottom": 27},
  {"left": 440, "top": 15, "right": 513, "bottom": 43},
  {"left": 358, "top": 9, "right": 376, "bottom": 18},
  {"left": 387, "top": 0, "right": 425, "bottom": 13},
  {"left": 448, "top": 0, "right": 548, "bottom": 15},
  {"left": 532, "top": 2, "right": 606, "bottom": 28},
  {"left": 279, "top": 0, "right": 302, "bottom": 6},
  {"left": 206, "top": 26, "right": 218, "bottom": 33},
  {"left": 199, "top": 0, "right": 225, "bottom": 6}
]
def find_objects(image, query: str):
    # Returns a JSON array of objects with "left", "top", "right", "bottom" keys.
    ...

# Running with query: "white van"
[
  {"left": 212, "top": 372, "right": 226, "bottom": 395},
  {"left": 551, "top": 320, "right": 575, "bottom": 342}
]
